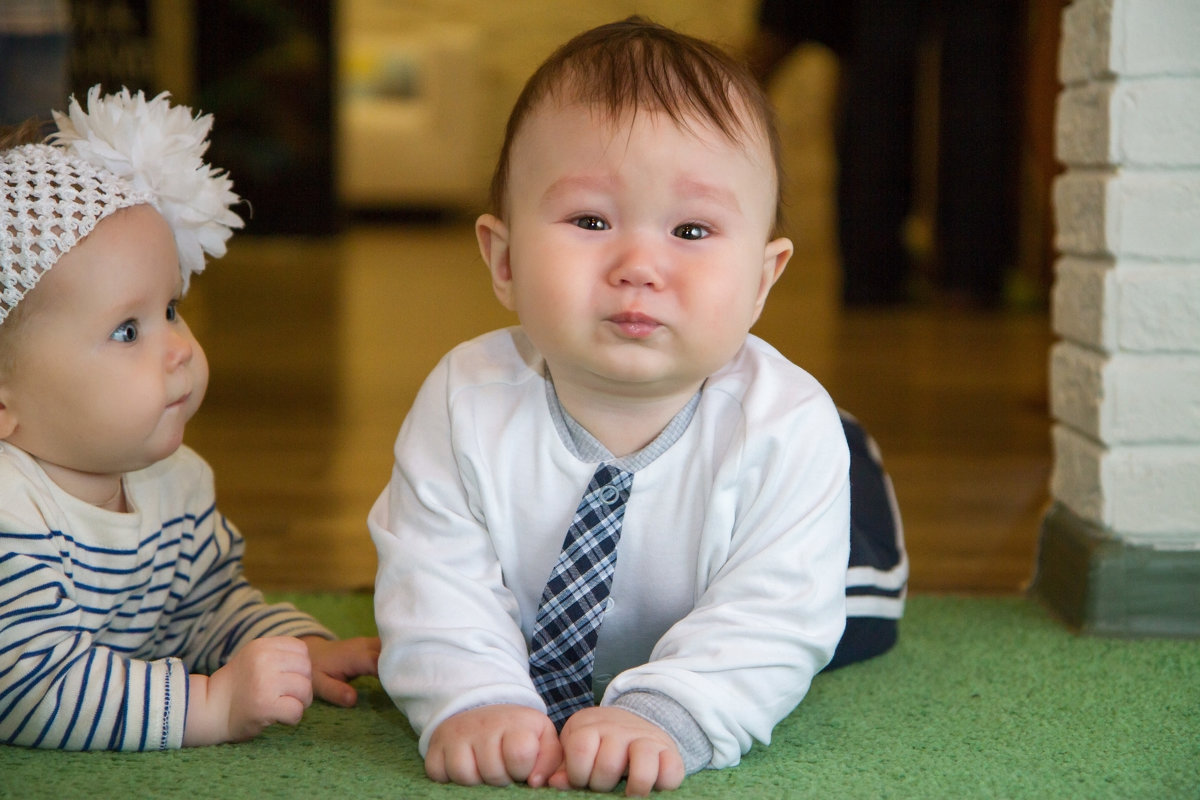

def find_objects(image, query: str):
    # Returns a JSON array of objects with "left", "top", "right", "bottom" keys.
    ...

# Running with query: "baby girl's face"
[{"left": 0, "top": 204, "right": 208, "bottom": 497}]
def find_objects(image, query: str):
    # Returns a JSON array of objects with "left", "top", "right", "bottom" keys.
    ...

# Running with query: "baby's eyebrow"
[
  {"left": 540, "top": 174, "right": 614, "bottom": 206},
  {"left": 541, "top": 174, "right": 742, "bottom": 210},
  {"left": 674, "top": 178, "right": 741, "bottom": 214}
]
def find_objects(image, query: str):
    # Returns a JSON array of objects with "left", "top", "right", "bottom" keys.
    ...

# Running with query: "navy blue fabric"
[
  {"left": 827, "top": 616, "right": 899, "bottom": 670},
  {"left": 826, "top": 413, "right": 905, "bottom": 671}
]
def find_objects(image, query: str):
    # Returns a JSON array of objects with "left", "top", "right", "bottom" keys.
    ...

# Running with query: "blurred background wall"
[{"left": 13, "top": 0, "right": 1058, "bottom": 302}]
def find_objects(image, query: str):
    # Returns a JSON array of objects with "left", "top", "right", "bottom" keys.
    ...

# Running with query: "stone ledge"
[{"left": 1031, "top": 502, "right": 1200, "bottom": 637}]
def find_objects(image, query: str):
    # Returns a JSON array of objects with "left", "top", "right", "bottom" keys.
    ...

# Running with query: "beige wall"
[
  {"left": 336, "top": 0, "right": 839, "bottom": 316},
  {"left": 341, "top": 0, "right": 759, "bottom": 128},
  {"left": 337, "top": 1, "right": 764, "bottom": 205}
]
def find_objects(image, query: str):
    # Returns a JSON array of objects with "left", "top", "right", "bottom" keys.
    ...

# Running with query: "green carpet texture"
[{"left": 2, "top": 594, "right": 1197, "bottom": 799}]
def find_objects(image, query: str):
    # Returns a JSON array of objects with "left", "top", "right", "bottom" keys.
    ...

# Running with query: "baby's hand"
[
  {"left": 550, "top": 707, "right": 685, "bottom": 796},
  {"left": 300, "top": 635, "right": 380, "bottom": 707},
  {"left": 425, "top": 704, "right": 562, "bottom": 788},
  {"left": 184, "top": 636, "right": 313, "bottom": 746}
]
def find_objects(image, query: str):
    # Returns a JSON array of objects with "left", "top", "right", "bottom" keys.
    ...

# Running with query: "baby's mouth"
[{"left": 607, "top": 312, "right": 661, "bottom": 338}]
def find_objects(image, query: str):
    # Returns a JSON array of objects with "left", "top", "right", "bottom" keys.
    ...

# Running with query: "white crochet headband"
[{"left": 0, "top": 86, "right": 244, "bottom": 325}]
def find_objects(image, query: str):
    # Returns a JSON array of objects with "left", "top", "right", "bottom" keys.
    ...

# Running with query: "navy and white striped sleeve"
[
  {"left": 0, "top": 536, "right": 189, "bottom": 750},
  {"left": 171, "top": 511, "right": 332, "bottom": 675}
]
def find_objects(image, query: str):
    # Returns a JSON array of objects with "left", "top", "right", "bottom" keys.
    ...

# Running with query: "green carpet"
[{"left": 3, "top": 594, "right": 1197, "bottom": 799}]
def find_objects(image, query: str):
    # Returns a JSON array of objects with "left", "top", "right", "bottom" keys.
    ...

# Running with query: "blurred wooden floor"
[{"left": 183, "top": 222, "right": 1053, "bottom": 596}]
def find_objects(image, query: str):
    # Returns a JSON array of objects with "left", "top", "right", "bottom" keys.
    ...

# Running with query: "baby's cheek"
[{"left": 191, "top": 348, "right": 211, "bottom": 409}]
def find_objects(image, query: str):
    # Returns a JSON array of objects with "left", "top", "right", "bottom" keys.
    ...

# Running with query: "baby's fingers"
[
  {"left": 428, "top": 739, "right": 507, "bottom": 787},
  {"left": 273, "top": 691, "right": 308, "bottom": 727},
  {"left": 498, "top": 728, "right": 539, "bottom": 783},
  {"left": 312, "top": 671, "right": 357, "bottom": 707},
  {"left": 624, "top": 738, "right": 684, "bottom": 797},
  {"left": 274, "top": 669, "right": 314, "bottom": 724},
  {"left": 474, "top": 740, "right": 515, "bottom": 787},
  {"left": 426, "top": 740, "right": 481, "bottom": 785},
  {"left": 506, "top": 722, "right": 562, "bottom": 787},
  {"left": 558, "top": 726, "right": 605, "bottom": 790},
  {"left": 524, "top": 722, "right": 564, "bottom": 788}
]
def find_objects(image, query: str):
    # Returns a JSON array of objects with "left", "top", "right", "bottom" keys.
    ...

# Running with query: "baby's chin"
[{"left": 130, "top": 423, "right": 190, "bottom": 471}]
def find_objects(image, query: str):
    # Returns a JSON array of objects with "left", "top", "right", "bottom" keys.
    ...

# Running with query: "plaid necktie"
[{"left": 529, "top": 463, "right": 633, "bottom": 728}]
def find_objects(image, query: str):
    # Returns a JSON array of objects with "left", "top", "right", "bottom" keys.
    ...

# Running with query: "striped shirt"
[{"left": 0, "top": 443, "right": 331, "bottom": 750}]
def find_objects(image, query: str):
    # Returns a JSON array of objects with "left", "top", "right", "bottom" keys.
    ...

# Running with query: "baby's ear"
[
  {"left": 476, "top": 214, "right": 516, "bottom": 311},
  {"left": 0, "top": 395, "right": 16, "bottom": 440},
  {"left": 752, "top": 236, "right": 793, "bottom": 322}
]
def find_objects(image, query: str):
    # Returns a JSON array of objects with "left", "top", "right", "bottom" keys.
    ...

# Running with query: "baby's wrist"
[
  {"left": 182, "top": 673, "right": 227, "bottom": 746},
  {"left": 608, "top": 690, "right": 712, "bottom": 774}
]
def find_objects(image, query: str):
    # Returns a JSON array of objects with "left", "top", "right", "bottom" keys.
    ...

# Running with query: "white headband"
[{"left": 1, "top": 86, "right": 244, "bottom": 325}]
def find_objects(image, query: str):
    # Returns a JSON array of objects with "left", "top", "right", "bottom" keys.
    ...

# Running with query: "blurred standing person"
[{"left": 748, "top": 0, "right": 1020, "bottom": 309}]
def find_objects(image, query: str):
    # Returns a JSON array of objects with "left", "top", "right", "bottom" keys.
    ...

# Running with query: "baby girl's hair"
[
  {"left": 488, "top": 16, "right": 785, "bottom": 231},
  {"left": 0, "top": 120, "right": 47, "bottom": 151}
]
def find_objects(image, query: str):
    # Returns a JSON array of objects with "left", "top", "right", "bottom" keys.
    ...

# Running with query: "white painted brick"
[
  {"left": 1062, "top": 79, "right": 1200, "bottom": 167},
  {"left": 1117, "top": 263, "right": 1200, "bottom": 352},
  {"left": 1111, "top": 172, "right": 1200, "bottom": 258},
  {"left": 1053, "top": 1, "right": 1200, "bottom": 551},
  {"left": 1052, "top": 424, "right": 1107, "bottom": 521},
  {"left": 1108, "top": 355, "right": 1200, "bottom": 442},
  {"left": 1111, "top": 0, "right": 1200, "bottom": 78},
  {"left": 1060, "top": 0, "right": 1113, "bottom": 85},
  {"left": 1051, "top": 342, "right": 1107, "bottom": 437},
  {"left": 1055, "top": 171, "right": 1200, "bottom": 259},
  {"left": 1052, "top": 343, "right": 1200, "bottom": 443},
  {"left": 1112, "top": 79, "right": 1200, "bottom": 166},
  {"left": 1052, "top": 256, "right": 1115, "bottom": 350},
  {"left": 1054, "top": 171, "right": 1110, "bottom": 255},
  {"left": 1053, "top": 259, "right": 1200, "bottom": 354},
  {"left": 1062, "top": 0, "right": 1200, "bottom": 83},
  {"left": 1052, "top": 426, "right": 1200, "bottom": 535},
  {"left": 1106, "top": 445, "right": 1200, "bottom": 534},
  {"left": 1056, "top": 83, "right": 1113, "bottom": 166}
]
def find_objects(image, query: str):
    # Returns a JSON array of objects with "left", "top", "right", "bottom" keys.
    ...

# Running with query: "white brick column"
[{"left": 1034, "top": 0, "right": 1200, "bottom": 636}]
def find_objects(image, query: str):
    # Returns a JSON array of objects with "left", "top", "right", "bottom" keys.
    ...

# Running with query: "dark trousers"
[
  {"left": 826, "top": 411, "right": 907, "bottom": 671},
  {"left": 759, "top": 0, "right": 1021, "bottom": 307}
]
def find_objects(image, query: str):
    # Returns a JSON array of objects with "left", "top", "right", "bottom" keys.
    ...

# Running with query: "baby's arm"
[
  {"left": 549, "top": 707, "right": 684, "bottom": 796},
  {"left": 596, "top": 389, "right": 852, "bottom": 770},
  {"left": 0, "top": 562, "right": 317, "bottom": 749},
  {"left": 370, "top": 353, "right": 554, "bottom": 758},
  {"left": 182, "top": 636, "right": 313, "bottom": 746},
  {"left": 172, "top": 507, "right": 381, "bottom": 708},
  {"left": 181, "top": 581, "right": 380, "bottom": 742},
  {"left": 0, "top": 550, "right": 186, "bottom": 749},
  {"left": 425, "top": 704, "right": 562, "bottom": 788}
]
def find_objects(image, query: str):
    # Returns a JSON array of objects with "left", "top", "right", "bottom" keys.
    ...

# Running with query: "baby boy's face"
[{"left": 481, "top": 99, "right": 792, "bottom": 406}]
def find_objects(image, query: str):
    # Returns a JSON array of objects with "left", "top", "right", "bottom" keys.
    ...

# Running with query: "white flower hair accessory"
[
  {"left": 50, "top": 85, "right": 244, "bottom": 288},
  {"left": 1, "top": 85, "right": 243, "bottom": 325}
]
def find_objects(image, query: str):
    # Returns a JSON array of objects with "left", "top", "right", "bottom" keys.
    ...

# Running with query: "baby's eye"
[
  {"left": 110, "top": 320, "right": 139, "bottom": 343},
  {"left": 166, "top": 300, "right": 179, "bottom": 322},
  {"left": 573, "top": 216, "right": 610, "bottom": 231},
  {"left": 672, "top": 223, "right": 709, "bottom": 241}
]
